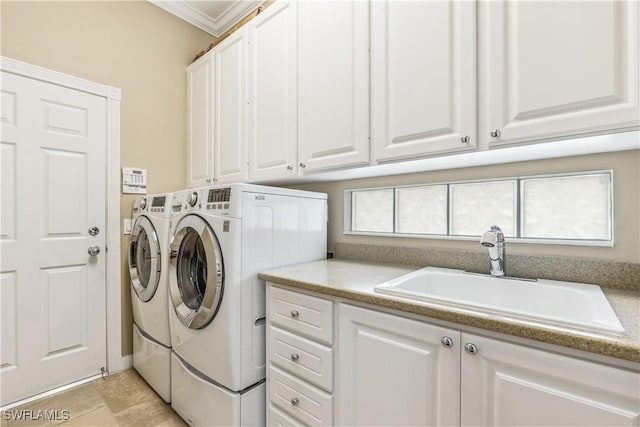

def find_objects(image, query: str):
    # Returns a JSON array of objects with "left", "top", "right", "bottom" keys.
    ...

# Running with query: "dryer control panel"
[{"left": 205, "top": 188, "right": 232, "bottom": 214}]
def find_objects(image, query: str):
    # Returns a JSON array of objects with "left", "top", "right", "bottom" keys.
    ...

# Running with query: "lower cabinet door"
[
  {"left": 461, "top": 333, "right": 640, "bottom": 426},
  {"left": 337, "top": 304, "right": 460, "bottom": 426}
]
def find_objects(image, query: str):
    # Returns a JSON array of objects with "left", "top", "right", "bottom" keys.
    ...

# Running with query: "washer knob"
[
  {"left": 188, "top": 192, "right": 198, "bottom": 207},
  {"left": 140, "top": 198, "right": 147, "bottom": 210}
]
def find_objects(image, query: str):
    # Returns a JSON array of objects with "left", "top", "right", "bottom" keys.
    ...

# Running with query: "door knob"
[
  {"left": 88, "top": 246, "right": 101, "bottom": 256},
  {"left": 464, "top": 343, "right": 478, "bottom": 355},
  {"left": 441, "top": 336, "right": 454, "bottom": 348}
]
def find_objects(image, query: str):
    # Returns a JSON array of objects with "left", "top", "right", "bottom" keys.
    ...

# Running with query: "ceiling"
[{"left": 150, "top": 0, "right": 264, "bottom": 37}]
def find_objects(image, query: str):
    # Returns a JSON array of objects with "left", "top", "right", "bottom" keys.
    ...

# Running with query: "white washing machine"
[
  {"left": 168, "top": 184, "right": 327, "bottom": 427},
  {"left": 128, "top": 193, "right": 173, "bottom": 402}
]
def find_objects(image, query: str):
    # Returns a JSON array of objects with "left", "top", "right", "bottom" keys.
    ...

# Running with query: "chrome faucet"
[{"left": 480, "top": 225, "right": 505, "bottom": 277}]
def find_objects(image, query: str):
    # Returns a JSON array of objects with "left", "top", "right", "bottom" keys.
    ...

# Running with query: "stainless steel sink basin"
[{"left": 374, "top": 267, "right": 625, "bottom": 336}]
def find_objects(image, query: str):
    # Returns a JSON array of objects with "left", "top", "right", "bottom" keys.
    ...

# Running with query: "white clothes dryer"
[
  {"left": 128, "top": 193, "right": 173, "bottom": 402},
  {"left": 168, "top": 184, "right": 327, "bottom": 427}
]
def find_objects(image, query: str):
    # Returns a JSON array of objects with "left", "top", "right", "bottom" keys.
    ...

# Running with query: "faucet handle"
[{"left": 489, "top": 225, "right": 504, "bottom": 241}]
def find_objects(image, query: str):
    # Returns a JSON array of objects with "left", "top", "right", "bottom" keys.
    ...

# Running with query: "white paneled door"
[{"left": 1, "top": 71, "right": 107, "bottom": 406}]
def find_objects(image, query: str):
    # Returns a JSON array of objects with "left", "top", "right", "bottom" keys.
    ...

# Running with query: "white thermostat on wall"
[{"left": 122, "top": 167, "right": 147, "bottom": 194}]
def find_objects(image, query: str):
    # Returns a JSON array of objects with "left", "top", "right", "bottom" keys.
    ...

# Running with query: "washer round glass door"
[
  {"left": 169, "top": 214, "right": 224, "bottom": 329},
  {"left": 128, "top": 216, "right": 161, "bottom": 302}
]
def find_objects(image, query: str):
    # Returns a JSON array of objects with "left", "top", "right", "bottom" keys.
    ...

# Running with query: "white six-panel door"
[
  {"left": 371, "top": 0, "right": 477, "bottom": 163},
  {"left": 1, "top": 71, "right": 107, "bottom": 406},
  {"left": 480, "top": 0, "right": 640, "bottom": 147}
]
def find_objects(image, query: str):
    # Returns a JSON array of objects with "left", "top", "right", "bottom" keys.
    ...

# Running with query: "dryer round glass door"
[
  {"left": 169, "top": 214, "right": 224, "bottom": 329},
  {"left": 128, "top": 216, "right": 161, "bottom": 302}
]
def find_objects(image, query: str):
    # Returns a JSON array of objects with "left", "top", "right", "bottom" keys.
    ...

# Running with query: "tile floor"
[{"left": 2, "top": 370, "right": 186, "bottom": 427}]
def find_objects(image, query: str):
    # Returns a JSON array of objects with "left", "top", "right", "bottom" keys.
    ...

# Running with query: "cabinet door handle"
[
  {"left": 290, "top": 353, "right": 300, "bottom": 361},
  {"left": 286, "top": 165, "right": 293, "bottom": 171},
  {"left": 299, "top": 162, "right": 306, "bottom": 169},
  {"left": 491, "top": 129, "right": 501, "bottom": 138},
  {"left": 464, "top": 343, "right": 478, "bottom": 355},
  {"left": 290, "top": 397, "right": 300, "bottom": 406},
  {"left": 290, "top": 310, "right": 299, "bottom": 318},
  {"left": 441, "top": 336, "right": 454, "bottom": 348},
  {"left": 460, "top": 135, "right": 470, "bottom": 144}
]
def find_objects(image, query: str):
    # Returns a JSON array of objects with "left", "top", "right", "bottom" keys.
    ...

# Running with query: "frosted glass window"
[
  {"left": 396, "top": 186, "right": 447, "bottom": 234},
  {"left": 346, "top": 170, "right": 612, "bottom": 244},
  {"left": 521, "top": 174, "right": 611, "bottom": 240},
  {"left": 450, "top": 181, "right": 517, "bottom": 236},
  {"left": 351, "top": 189, "right": 393, "bottom": 232}
]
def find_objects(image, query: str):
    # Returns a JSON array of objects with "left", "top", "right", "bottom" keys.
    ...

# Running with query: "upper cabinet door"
[
  {"left": 480, "top": 0, "right": 640, "bottom": 148},
  {"left": 371, "top": 0, "right": 477, "bottom": 163},
  {"left": 215, "top": 28, "right": 249, "bottom": 184},
  {"left": 298, "top": 0, "right": 370, "bottom": 173},
  {"left": 247, "top": 1, "right": 298, "bottom": 183},
  {"left": 186, "top": 51, "right": 215, "bottom": 188}
]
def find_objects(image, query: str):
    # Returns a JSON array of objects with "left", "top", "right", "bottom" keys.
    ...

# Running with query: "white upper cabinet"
[
  {"left": 247, "top": 1, "right": 298, "bottom": 182},
  {"left": 480, "top": 0, "right": 640, "bottom": 147},
  {"left": 297, "top": 0, "right": 370, "bottom": 173},
  {"left": 186, "top": 50, "right": 215, "bottom": 188},
  {"left": 215, "top": 27, "right": 249, "bottom": 184},
  {"left": 371, "top": 0, "right": 477, "bottom": 163}
]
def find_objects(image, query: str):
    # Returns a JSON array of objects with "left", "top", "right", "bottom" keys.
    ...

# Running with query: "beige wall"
[
  {"left": 1, "top": 1, "right": 214, "bottom": 355},
  {"left": 293, "top": 150, "right": 640, "bottom": 264}
]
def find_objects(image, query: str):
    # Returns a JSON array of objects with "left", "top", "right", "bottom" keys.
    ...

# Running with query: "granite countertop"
[{"left": 259, "top": 259, "right": 640, "bottom": 364}]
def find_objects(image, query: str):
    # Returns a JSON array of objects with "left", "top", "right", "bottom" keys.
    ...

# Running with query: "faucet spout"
[{"left": 480, "top": 225, "right": 505, "bottom": 277}]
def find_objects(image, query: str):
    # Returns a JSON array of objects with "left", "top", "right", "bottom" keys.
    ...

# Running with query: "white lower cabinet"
[
  {"left": 337, "top": 304, "right": 461, "bottom": 426},
  {"left": 266, "top": 284, "right": 640, "bottom": 426},
  {"left": 461, "top": 333, "right": 640, "bottom": 427}
]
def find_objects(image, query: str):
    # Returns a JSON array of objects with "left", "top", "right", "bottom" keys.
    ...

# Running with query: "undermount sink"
[{"left": 374, "top": 267, "right": 625, "bottom": 336}]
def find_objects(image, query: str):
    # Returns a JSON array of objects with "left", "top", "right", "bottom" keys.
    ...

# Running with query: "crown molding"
[{"left": 150, "top": 0, "right": 264, "bottom": 37}]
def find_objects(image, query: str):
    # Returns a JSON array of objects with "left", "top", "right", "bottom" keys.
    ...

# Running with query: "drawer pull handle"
[
  {"left": 290, "top": 353, "right": 300, "bottom": 361},
  {"left": 290, "top": 310, "right": 299, "bottom": 318},
  {"left": 291, "top": 397, "right": 300, "bottom": 406}
]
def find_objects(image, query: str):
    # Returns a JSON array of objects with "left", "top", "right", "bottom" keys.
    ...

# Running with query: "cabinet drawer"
[
  {"left": 269, "top": 286, "right": 333, "bottom": 345},
  {"left": 269, "top": 365, "right": 333, "bottom": 426},
  {"left": 268, "top": 404, "right": 304, "bottom": 427},
  {"left": 269, "top": 325, "right": 334, "bottom": 392}
]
